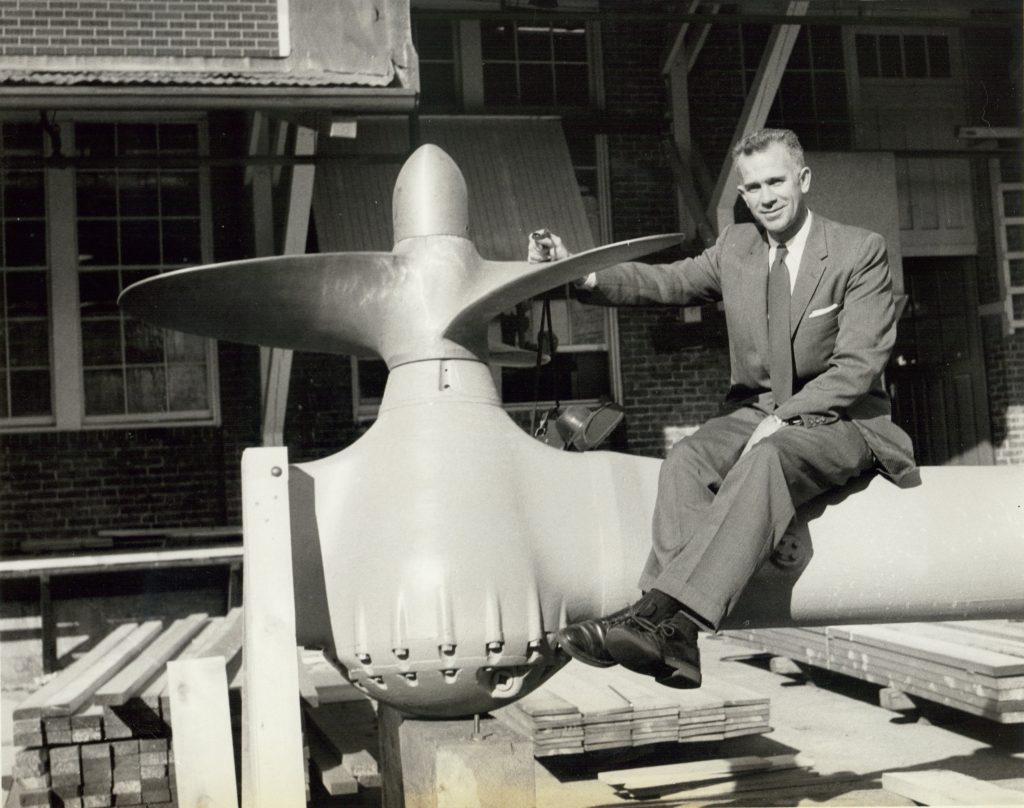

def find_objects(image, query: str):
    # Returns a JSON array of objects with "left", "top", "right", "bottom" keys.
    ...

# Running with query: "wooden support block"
[
  {"left": 882, "top": 770, "right": 1024, "bottom": 805},
  {"left": 879, "top": 687, "right": 917, "bottom": 712},
  {"left": 307, "top": 731, "right": 359, "bottom": 796},
  {"left": 239, "top": 448, "right": 306, "bottom": 808},
  {"left": 304, "top": 700, "right": 380, "bottom": 787},
  {"left": 378, "top": 704, "right": 534, "bottom": 808},
  {"left": 168, "top": 656, "right": 240, "bottom": 808}
]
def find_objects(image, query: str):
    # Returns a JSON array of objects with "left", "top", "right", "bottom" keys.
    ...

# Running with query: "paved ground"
[{"left": 4, "top": 628, "right": 1024, "bottom": 807}]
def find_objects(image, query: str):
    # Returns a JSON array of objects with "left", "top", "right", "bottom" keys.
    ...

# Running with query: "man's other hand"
[
  {"left": 528, "top": 229, "right": 571, "bottom": 263},
  {"left": 741, "top": 414, "right": 785, "bottom": 456}
]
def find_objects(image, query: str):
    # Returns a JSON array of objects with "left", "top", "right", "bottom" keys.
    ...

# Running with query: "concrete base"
[{"left": 379, "top": 705, "right": 535, "bottom": 808}]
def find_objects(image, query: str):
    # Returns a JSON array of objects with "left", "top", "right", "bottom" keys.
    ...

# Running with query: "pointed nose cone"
[{"left": 392, "top": 144, "right": 470, "bottom": 243}]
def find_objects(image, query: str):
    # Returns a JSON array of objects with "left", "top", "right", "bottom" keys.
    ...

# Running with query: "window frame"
[{"left": 0, "top": 111, "right": 221, "bottom": 434}]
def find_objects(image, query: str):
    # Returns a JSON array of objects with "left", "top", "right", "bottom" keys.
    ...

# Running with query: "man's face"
[{"left": 736, "top": 142, "right": 812, "bottom": 242}]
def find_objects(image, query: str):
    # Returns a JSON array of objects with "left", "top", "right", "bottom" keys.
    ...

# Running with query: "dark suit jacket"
[{"left": 582, "top": 214, "right": 916, "bottom": 484}]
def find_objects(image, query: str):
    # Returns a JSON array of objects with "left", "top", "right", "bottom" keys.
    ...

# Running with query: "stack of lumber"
[
  {"left": 493, "top": 659, "right": 771, "bottom": 756},
  {"left": 723, "top": 620, "right": 1024, "bottom": 723},
  {"left": 9, "top": 610, "right": 380, "bottom": 807}
]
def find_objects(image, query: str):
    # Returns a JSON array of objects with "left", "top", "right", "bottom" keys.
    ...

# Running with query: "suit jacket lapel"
[{"left": 790, "top": 214, "right": 828, "bottom": 336}]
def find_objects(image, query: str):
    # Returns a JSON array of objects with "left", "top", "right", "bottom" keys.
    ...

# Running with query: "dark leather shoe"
[
  {"left": 605, "top": 610, "right": 702, "bottom": 688},
  {"left": 555, "top": 606, "right": 633, "bottom": 668}
]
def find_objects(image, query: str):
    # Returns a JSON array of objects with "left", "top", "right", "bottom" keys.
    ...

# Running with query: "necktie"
[{"left": 768, "top": 243, "right": 793, "bottom": 406}]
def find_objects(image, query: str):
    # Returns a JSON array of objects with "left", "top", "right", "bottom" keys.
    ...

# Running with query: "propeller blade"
[
  {"left": 443, "top": 233, "right": 683, "bottom": 339},
  {"left": 118, "top": 252, "right": 401, "bottom": 356}
]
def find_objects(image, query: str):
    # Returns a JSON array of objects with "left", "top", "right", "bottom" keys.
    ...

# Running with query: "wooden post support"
[
  {"left": 379, "top": 705, "right": 535, "bottom": 808},
  {"left": 168, "top": 656, "right": 240, "bottom": 808},
  {"left": 240, "top": 447, "right": 306, "bottom": 808},
  {"left": 39, "top": 573, "right": 57, "bottom": 674}
]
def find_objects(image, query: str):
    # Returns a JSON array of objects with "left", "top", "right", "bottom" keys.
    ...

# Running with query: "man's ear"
[{"left": 799, "top": 165, "right": 812, "bottom": 192}]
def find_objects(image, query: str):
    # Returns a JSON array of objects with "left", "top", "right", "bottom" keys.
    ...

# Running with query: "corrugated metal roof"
[
  {"left": 0, "top": 69, "right": 389, "bottom": 88},
  {"left": 313, "top": 117, "right": 596, "bottom": 261}
]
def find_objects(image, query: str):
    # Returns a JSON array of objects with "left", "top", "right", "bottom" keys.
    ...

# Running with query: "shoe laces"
[{"left": 623, "top": 610, "right": 679, "bottom": 638}]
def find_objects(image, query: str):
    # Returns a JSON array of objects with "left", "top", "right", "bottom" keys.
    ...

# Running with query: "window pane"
[
  {"left": 553, "top": 27, "right": 587, "bottom": 62},
  {"left": 814, "top": 72, "right": 848, "bottom": 116},
  {"left": 161, "top": 219, "right": 202, "bottom": 265},
  {"left": 1009, "top": 258, "right": 1024, "bottom": 286},
  {"left": 78, "top": 220, "right": 120, "bottom": 266},
  {"left": 168, "top": 363, "right": 208, "bottom": 410},
  {"left": 159, "top": 123, "right": 198, "bottom": 153},
  {"left": 420, "top": 63, "right": 459, "bottom": 109},
  {"left": 5, "top": 220, "right": 46, "bottom": 266},
  {"left": 787, "top": 28, "right": 810, "bottom": 70},
  {"left": 123, "top": 318, "right": 163, "bottom": 364},
  {"left": 555, "top": 64, "right": 590, "bottom": 106},
  {"left": 414, "top": 19, "right": 454, "bottom": 59},
  {"left": 517, "top": 25, "right": 552, "bottom": 62},
  {"left": 120, "top": 219, "right": 161, "bottom": 265},
  {"left": 81, "top": 319, "right": 123, "bottom": 366},
  {"left": 856, "top": 34, "right": 878, "bottom": 78},
  {"left": 779, "top": 72, "right": 813, "bottom": 117},
  {"left": 79, "top": 271, "right": 121, "bottom": 317},
  {"left": 879, "top": 35, "right": 902, "bottom": 77},
  {"left": 119, "top": 172, "right": 160, "bottom": 216},
  {"left": 8, "top": 319, "right": 49, "bottom": 367},
  {"left": 118, "top": 124, "right": 158, "bottom": 156},
  {"left": 357, "top": 359, "right": 388, "bottom": 401},
  {"left": 0, "top": 371, "right": 6, "bottom": 415},
  {"left": 165, "top": 329, "right": 206, "bottom": 362},
  {"left": 520, "top": 63, "right": 554, "bottom": 105},
  {"left": 481, "top": 22, "right": 515, "bottom": 59},
  {"left": 77, "top": 172, "right": 118, "bottom": 216},
  {"left": 84, "top": 368, "right": 124, "bottom": 414},
  {"left": 811, "top": 26, "right": 843, "bottom": 70},
  {"left": 818, "top": 123, "right": 851, "bottom": 150},
  {"left": 4, "top": 171, "right": 45, "bottom": 217},
  {"left": 76, "top": 123, "right": 117, "bottom": 158},
  {"left": 483, "top": 63, "right": 518, "bottom": 105},
  {"left": 1007, "top": 225, "right": 1024, "bottom": 252},
  {"left": 9, "top": 369, "right": 50, "bottom": 416},
  {"left": 1003, "top": 189, "right": 1024, "bottom": 218},
  {"left": 126, "top": 366, "right": 166, "bottom": 413},
  {"left": 903, "top": 35, "right": 927, "bottom": 78},
  {"left": 6, "top": 270, "right": 48, "bottom": 316},
  {"left": 927, "top": 35, "right": 951, "bottom": 78}
]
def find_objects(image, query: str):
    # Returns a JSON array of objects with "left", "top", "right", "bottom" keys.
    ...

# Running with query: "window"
[
  {"left": 1, "top": 122, "right": 50, "bottom": 423},
  {"left": 855, "top": 32, "right": 952, "bottom": 80},
  {"left": 743, "top": 25, "right": 852, "bottom": 150},
  {"left": 0, "top": 115, "right": 219, "bottom": 432}
]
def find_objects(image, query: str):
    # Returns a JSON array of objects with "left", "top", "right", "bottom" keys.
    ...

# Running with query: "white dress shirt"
[{"left": 769, "top": 211, "right": 813, "bottom": 293}]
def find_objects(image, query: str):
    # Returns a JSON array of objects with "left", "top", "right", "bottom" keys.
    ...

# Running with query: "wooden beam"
[
  {"left": 708, "top": 0, "right": 809, "bottom": 231},
  {"left": 240, "top": 448, "right": 306, "bottom": 808},
  {"left": 882, "top": 770, "right": 1024, "bottom": 806},
  {"left": 260, "top": 125, "right": 317, "bottom": 448},
  {"left": 168, "top": 656, "right": 240, "bottom": 808},
  {"left": 0, "top": 546, "right": 242, "bottom": 579}
]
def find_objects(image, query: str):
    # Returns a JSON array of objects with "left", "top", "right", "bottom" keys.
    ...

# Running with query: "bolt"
[{"left": 271, "top": 466, "right": 282, "bottom": 477}]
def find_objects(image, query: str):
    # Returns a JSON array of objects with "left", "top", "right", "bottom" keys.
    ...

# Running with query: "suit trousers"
[{"left": 638, "top": 405, "right": 873, "bottom": 630}]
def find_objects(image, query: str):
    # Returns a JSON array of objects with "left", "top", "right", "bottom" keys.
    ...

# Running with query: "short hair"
[{"left": 732, "top": 128, "right": 805, "bottom": 168}]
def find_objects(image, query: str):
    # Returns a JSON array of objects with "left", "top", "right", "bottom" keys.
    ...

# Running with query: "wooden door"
[{"left": 887, "top": 258, "right": 993, "bottom": 465}]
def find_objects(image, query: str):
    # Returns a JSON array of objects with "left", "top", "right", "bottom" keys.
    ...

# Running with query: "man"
[{"left": 529, "top": 128, "right": 915, "bottom": 689}]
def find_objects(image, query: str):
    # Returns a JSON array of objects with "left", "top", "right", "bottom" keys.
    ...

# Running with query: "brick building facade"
[{"left": 1, "top": 1, "right": 1021, "bottom": 553}]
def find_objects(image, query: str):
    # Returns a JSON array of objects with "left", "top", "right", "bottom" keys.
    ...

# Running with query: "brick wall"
[{"left": 0, "top": 0, "right": 280, "bottom": 59}]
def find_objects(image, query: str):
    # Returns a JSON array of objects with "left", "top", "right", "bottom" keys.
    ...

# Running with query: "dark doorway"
[{"left": 887, "top": 257, "right": 993, "bottom": 465}]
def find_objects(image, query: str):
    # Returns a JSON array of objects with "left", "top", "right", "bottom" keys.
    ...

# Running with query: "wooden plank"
[
  {"left": 882, "top": 770, "right": 1024, "bottom": 806},
  {"left": 830, "top": 625, "right": 1024, "bottom": 676},
  {"left": 632, "top": 768, "right": 859, "bottom": 801},
  {"left": 0, "top": 546, "right": 242, "bottom": 579},
  {"left": 295, "top": 648, "right": 319, "bottom": 707},
  {"left": 168, "top": 656, "right": 240, "bottom": 808},
  {"left": 299, "top": 648, "right": 364, "bottom": 704},
  {"left": 896, "top": 622, "right": 1024, "bottom": 659},
  {"left": 239, "top": 447, "right": 306, "bottom": 808},
  {"left": 544, "top": 664, "right": 632, "bottom": 723},
  {"left": 600, "top": 753, "right": 811, "bottom": 789},
  {"left": 94, "top": 613, "right": 208, "bottom": 705},
  {"left": 42, "top": 621, "right": 164, "bottom": 717},
  {"left": 14, "top": 623, "right": 139, "bottom": 719}
]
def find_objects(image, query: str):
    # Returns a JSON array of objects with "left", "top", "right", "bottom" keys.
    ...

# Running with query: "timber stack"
[
  {"left": 7, "top": 609, "right": 381, "bottom": 808},
  {"left": 722, "top": 620, "right": 1024, "bottom": 722}
]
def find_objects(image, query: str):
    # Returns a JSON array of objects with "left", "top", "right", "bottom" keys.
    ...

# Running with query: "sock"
[{"left": 633, "top": 588, "right": 685, "bottom": 622}]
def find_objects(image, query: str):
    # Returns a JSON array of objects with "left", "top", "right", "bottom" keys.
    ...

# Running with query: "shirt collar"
[{"left": 769, "top": 210, "right": 813, "bottom": 254}]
